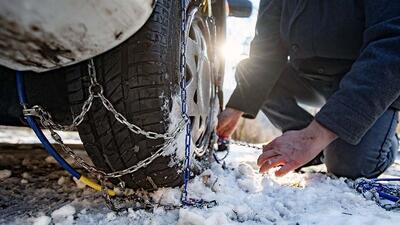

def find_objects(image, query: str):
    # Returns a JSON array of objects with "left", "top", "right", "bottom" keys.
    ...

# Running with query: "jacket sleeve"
[
  {"left": 226, "top": 0, "right": 287, "bottom": 119},
  {"left": 315, "top": 1, "right": 400, "bottom": 145}
]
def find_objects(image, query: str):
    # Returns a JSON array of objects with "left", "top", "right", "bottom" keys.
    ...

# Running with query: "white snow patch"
[
  {"left": 163, "top": 94, "right": 202, "bottom": 171},
  {"left": 32, "top": 215, "right": 51, "bottom": 225},
  {"left": 51, "top": 204, "right": 76, "bottom": 225},
  {"left": 0, "top": 125, "right": 81, "bottom": 144},
  {"left": 177, "top": 209, "right": 206, "bottom": 225},
  {"left": 106, "top": 212, "right": 117, "bottom": 221},
  {"left": 152, "top": 188, "right": 182, "bottom": 206}
]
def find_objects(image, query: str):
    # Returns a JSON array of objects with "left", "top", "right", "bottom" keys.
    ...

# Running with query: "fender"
[{"left": 0, "top": 0, "right": 156, "bottom": 72}]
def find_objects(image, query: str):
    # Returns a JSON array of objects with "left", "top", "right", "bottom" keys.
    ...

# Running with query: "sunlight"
[{"left": 219, "top": 40, "right": 248, "bottom": 63}]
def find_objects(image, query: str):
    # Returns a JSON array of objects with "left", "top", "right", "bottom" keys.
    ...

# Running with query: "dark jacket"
[{"left": 227, "top": 0, "right": 400, "bottom": 145}]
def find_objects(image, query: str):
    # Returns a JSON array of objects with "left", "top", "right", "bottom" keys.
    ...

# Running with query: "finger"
[
  {"left": 218, "top": 124, "right": 232, "bottom": 138},
  {"left": 259, "top": 157, "right": 286, "bottom": 174},
  {"left": 275, "top": 161, "right": 299, "bottom": 177},
  {"left": 216, "top": 125, "right": 225, "bottom": 137},
  {"left": 220, "top": 122, "right": 237, "bottom": 137},
  {"left": 216, "top": 121, "right": 230, "bottom": 137},
  {"left": 257, "top": 150, "right": 280, "bottom": 166},
  {"left": 216, "top": 119, "right": 226, "bottom": 131},
  {"left": 262, "top": 143, "right": 275, "bottom": 152}
]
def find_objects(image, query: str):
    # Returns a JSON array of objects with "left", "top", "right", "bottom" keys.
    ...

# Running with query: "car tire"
[{"left": 57, "top": 0, "right": 219, "bottom": 190}]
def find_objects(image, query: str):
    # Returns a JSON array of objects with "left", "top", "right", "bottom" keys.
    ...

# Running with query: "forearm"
[
  {"left": 226, "top": 0, "right": 287, "bottom": 119},
  {"left": 316, "top": 3, "right": 400, "bottom": 145}
]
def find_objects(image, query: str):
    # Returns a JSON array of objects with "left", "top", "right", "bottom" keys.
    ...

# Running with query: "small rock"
[
  {"left": 113, "top": 187, "right": 123, "bottom": 196},
  {"left": 22, "top": 172, "right": 31, "bottom": 179},
  {"left": 0, "top": 169, "right": 12, "bottom": 180},
  {"left": 45, "top": 156, "right": 57, "bottom": 164},
  {"left": 21, "top": 179, "right": 29, "bottom": 184},
  {"left": 22, "top": 158, "right": 31, "bottom": 166},
  {"left": 57, "top": 176, "right": 66, "bottom": 185},
  {"left": 73, "top": 177, "right": 86, "bottom": 189}
]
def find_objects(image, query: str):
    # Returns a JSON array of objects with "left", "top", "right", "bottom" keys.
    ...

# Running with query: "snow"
[
  {"left": 51, "top": 204, "right": 76, "bottom": 225},
  {"left": 1, "top": 141, "right": 399, "bottom": 225},
  {"left": 0, "top": 125, "right": 81, "bottom": 145},
  {"left": 32, "top": 215, "right": 51, "bottom": 225}
]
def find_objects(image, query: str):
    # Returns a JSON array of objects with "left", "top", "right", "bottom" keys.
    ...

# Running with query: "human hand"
[
  {"left": 257, "top": 120, "right": 337, "bottom": 176},
  {"left": 216, "top": 107, "right": 243, "bottom": 138}
]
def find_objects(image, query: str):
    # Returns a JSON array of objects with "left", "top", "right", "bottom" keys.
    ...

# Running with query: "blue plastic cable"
[
  {"left": 373, "top": 178, "right": 400, "bottom": 202},
  {"left": 16, "top": 71, "right": 81, "bottom": 179},
  {"left": 356, "top": 177, "right": 400, "bottom": 203}
]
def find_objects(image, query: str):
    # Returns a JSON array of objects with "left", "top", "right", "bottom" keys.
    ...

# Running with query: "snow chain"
[
  {"left": 354, "top": 178, "right": 400, "bottom": 211},
  {"left": 23, "top": 59, "right": 185, "bottom": 180},
  {"left": 18, "top": 0, "right": 217, "bottom": 211}
]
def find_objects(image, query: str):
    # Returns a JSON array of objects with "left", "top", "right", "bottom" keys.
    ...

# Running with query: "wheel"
[{"left": 57, "top": 0, "right": 219, "bottom": 190}]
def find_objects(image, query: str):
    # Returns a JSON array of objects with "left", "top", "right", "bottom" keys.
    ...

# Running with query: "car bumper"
[{"left": 0, "top": 0, "right": 155, "bottom": 72}]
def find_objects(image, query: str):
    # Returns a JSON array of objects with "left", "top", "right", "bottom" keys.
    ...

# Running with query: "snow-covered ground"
[{"left": 1, "top": 135, "right": 399, "bottom": 225}]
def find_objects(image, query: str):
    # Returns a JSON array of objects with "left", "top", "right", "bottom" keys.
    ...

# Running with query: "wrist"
[
  {"left": 307, "top": 120, "right": 338, "bottom": 146},
  {"left": 226, "top": 107, "right": 244, "bottom": 117}
]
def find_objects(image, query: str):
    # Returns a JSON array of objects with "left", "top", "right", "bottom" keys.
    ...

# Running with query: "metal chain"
[
  {"left": 87, "top": 57, "right": 187, "bottom": 140},
  {"left": 230, "top": 140, "right": 263, "bottom": 150},
  {"left": 24, "top": 58, "right": 188, "bottom": 179},
  {"left": 21, "top": 0, "right": 217, "bottom": 210},
  {"left": 180, "top": 0, "right": 191, "bottom": 204},
  {"left": 24, "top": 59, "right": 186, "bottom": 140}
]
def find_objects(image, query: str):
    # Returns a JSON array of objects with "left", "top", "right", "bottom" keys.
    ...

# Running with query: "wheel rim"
[{"left": 185, "top": 12, "right": 214, "bottom": 150}]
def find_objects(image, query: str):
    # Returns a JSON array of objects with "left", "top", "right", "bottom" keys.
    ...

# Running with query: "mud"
[{"left": 0, "top": 15, "right": 77, "bottom": 70}]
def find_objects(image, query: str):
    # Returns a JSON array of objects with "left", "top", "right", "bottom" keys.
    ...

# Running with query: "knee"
[{"left": 324, "top": 139, "right": 397, "bottom": 179}]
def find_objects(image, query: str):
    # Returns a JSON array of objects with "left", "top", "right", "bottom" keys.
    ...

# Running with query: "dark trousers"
[{"left": 261, "top": 65, "right": 398, "bottom": 179}]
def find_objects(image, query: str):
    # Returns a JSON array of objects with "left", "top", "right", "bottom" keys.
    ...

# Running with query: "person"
[{"left": 217, "top": 0, "right": 400, "bottom": 179}]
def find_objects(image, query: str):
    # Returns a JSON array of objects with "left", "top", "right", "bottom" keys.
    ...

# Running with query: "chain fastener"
[
  {"left": 88, "top": 82, "right": 104, "bottom": 96},
  {"left": 22, "top": 107, "right": 41, "bottom": 117}
]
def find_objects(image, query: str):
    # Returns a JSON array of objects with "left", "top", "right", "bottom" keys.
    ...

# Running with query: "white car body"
[{"left": 0, "top": 0, "right": 155, "bottom": 72}]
